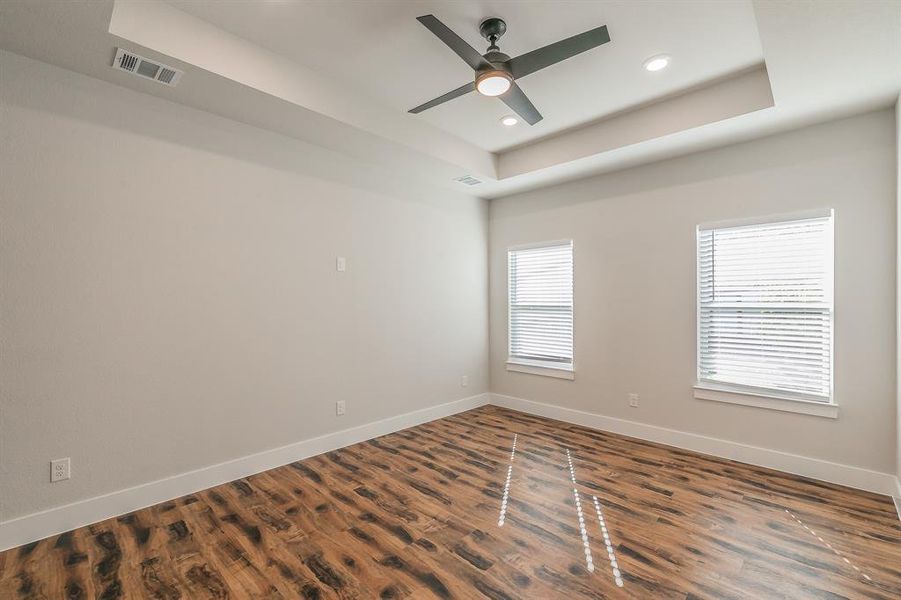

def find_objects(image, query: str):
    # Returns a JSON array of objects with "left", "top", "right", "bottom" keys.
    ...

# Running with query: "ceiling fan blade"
[
  {"left": 417, "top": 14, "right": 493, "bottom": 72},
  {"left": 505, "top": 25, "right": 610, "bottom": 80},
  {"left": 499, "top": 82, "right": 542, "bottom": 125},
  {"left": 409, "top": 82, "right": 476, "bottom": 114}
]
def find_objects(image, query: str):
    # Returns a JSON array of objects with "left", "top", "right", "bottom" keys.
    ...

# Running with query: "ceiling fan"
[{"left": 409, "top": 15, "right": 611, "bottom": 125}]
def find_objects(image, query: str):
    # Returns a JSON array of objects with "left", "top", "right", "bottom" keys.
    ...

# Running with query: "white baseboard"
[
  {"left": 895, "top": 479, "right": 901, "bottom": 521},
  {"left": 490, "top": 393, "right": 899, "bottom": 498},
  {"left": 0, "top": 393, "right": 489, "bottom": 552}
]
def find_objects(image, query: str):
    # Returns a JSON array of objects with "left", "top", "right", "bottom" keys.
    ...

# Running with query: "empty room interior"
[{"left": 2, "top": 0, "right": 901, "bottom": 598}]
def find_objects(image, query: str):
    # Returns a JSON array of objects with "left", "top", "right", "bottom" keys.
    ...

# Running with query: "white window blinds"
[
  {"left": 697, "top": 211, "right": 834, "bottom": 401},
  {"left": 508, "top": 241, "right": 574, "bottom": 368}
]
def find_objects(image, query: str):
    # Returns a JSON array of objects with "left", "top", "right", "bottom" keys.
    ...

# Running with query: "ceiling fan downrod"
[{"left": 479, "top": 17, "right": 507, "bottom": 53}]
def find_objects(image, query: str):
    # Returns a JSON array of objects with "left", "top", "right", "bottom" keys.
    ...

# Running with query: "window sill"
[
  {"left": 506, "top": 360, "right": 574, "bottom": 380},
  {"left": 693, "top": 383, "right": 838, "bottom": 418}
]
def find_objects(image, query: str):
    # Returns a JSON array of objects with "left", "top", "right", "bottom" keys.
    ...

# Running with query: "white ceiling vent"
[
  {"left": 112, "top": 48, "right": 183, "bottom": 87},
  {"left": 454, "top": 175, "right": 482, "bottom": 186}
]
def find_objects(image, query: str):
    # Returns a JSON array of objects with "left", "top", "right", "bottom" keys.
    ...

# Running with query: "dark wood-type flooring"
[{"left": 1, "top": 406, "right": 900, "bottom": 599}]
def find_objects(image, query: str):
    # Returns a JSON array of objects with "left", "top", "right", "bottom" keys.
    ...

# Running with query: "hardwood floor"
[{"left": 1, "top": 405, "right": 899, "bottom": 599}]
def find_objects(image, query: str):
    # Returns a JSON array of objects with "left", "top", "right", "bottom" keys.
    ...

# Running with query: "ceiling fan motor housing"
[{"left": 482, "top": 50, "right": 511, "bottom": 67}]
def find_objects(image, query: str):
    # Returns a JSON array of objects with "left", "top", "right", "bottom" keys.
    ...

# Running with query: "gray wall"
[
  {"left": 0, "top": 51, "right": 489, "bottom": 522},
  {"left": 490, "top": 110, "right": 897, "bottom": 474},
  {"left": 897, "top": 94, "right": 901, "bottom": 488}
]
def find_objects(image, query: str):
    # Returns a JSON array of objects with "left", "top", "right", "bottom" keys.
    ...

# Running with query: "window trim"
[
  {"left": 506, "top": 239, "right": 575, "bottom": 379},
  {"left": 695, "top": 209, "right": 836, "bottom": 413},
  {"left": 693, "top": 383, "right": 838, "bottom": 418},
  {"left": 696, "top": 207, "right": 834, "bottom": 232},
  {"left": 506, "top": 359, "right": 575, "bottom": 380}
]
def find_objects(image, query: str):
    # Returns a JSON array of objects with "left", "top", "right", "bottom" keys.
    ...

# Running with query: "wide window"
[
  {"left": 507, "top": 241, "right": 574, "bottom": 378},
  {"left": 696, "top": 210, "right": 834, "bottom": 411}
]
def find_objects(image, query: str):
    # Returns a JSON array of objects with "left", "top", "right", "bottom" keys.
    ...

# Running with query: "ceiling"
[
  {"left": 0, "top": 1, "right": 899, "bottom": 199},
  {"left": 168, "top": 0, "right": 764, "bottom": 153}
]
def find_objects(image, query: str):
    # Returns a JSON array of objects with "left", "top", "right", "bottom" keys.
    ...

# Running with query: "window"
[
  {"left": 507, "top": 241, "right": 574, "bottom": 379},
  {"left": 695, "top": 210, "right": 835, "bottom": 416}
]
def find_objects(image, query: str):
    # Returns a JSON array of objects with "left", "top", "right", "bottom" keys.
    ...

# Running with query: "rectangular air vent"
[
  {"left": 112, "top": 48, "right": 183, "bottom": 87},
  {"left": 454, "top": 175, "right": 482, "bottom": 186}
]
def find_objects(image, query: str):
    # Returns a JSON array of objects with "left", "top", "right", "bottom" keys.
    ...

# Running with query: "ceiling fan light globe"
[{"left": 476, "top": 71, "right": 512, "bottom": 96}]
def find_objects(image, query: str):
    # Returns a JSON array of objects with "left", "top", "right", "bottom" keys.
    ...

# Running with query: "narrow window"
[{"left": 508, "top": 241, "right": 574, "bottom": 376}]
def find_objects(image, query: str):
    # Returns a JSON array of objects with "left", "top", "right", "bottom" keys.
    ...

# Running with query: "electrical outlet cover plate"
[
  {"left": 336, "top": 400, "right": 346, "bottom": 415},
  {"left": 51, "top": 458, "right": 70, "bottom": 482}
]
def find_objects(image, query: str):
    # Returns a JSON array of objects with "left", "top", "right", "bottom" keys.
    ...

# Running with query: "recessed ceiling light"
[
  {"left": 500, "top": 115, "right": 518, "bottom": 127},
  {"left": 643, "top": 54, "right": 670, "bottom": 72}
]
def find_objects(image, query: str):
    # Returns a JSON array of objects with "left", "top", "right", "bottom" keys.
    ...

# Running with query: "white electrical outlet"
[
  {"left": 628, "top": 393, "right": 640, "bottom": 408},
  {"left": 51, "top": 457, "right": 70, "bottom": 482},
  {"left": 461, "top": 375, "right": 468, "bottom": 387},
  {"left": 336, "top": 257, "right": 346, "bottom": 272},
  {"left": 336, "top": 400, "right": 346, "bottom": 416}
]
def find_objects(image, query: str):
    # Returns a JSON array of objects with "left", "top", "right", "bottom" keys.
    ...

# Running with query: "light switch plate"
[{"left": 336, "top": 257, "right": 346, "bottom": 272}]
